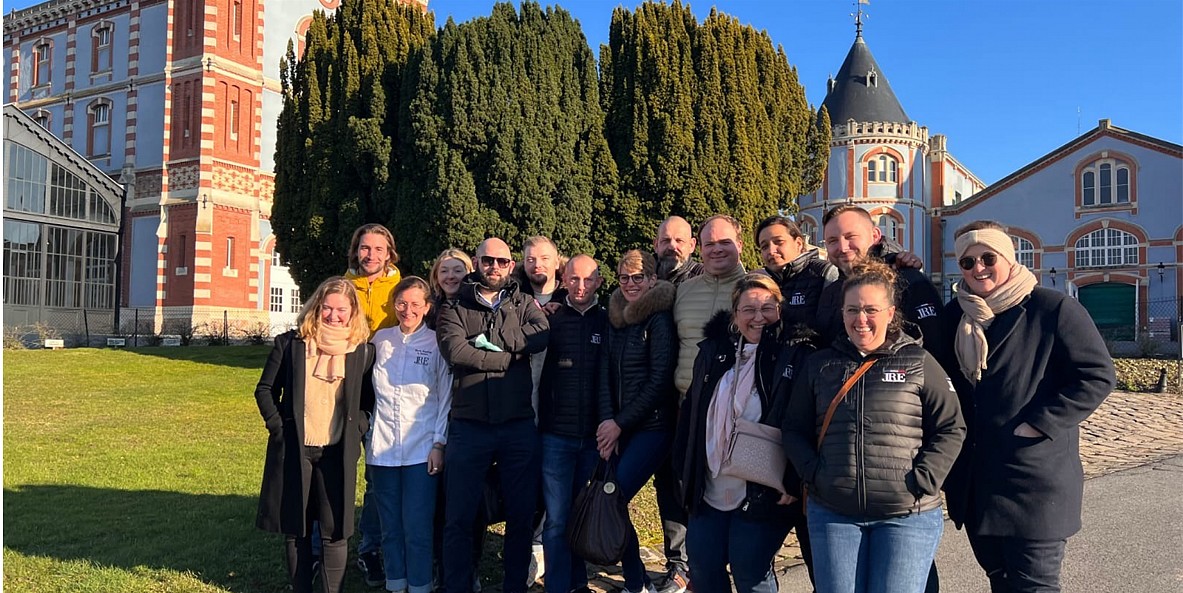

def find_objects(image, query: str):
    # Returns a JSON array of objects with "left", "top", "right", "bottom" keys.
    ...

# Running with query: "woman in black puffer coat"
[
  {"left": 783, "top": 261, "right": 965, "bottom": 593},
  {"left": 596, "top": 249, "right": 678, "bottom": 593},
  {"left": 674, "top": 273, "right": 819, "bottom": 593}
]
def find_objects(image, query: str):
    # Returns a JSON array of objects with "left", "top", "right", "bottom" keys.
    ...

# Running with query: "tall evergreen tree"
[{"left": 397, "top": 2, "right": 616, "bottom": 270}]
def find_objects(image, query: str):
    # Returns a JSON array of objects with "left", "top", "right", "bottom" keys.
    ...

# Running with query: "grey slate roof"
[{"left": 821, "top": 35, "right": 909, "bottom": 125}]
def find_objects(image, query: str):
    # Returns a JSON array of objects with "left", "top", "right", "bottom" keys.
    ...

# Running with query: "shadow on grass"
[
  {"left": 119, "top": 345, "right": 272, "bottom": 371},
  {"left": 3, "top": 483, "right": 337, "bottom": 593}
]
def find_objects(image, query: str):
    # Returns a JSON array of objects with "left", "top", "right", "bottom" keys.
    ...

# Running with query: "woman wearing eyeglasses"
[
  {"left": 368, "top": 276, "right": 453, "bottom": 593},
  {"left": 597, "top": 249, "right": 679, "bottom": 593},
  {"left": 938, "top": 221, "right": 1113, "bottom": 592},
  {"left": 783, "top": 261, "right": 965, "bottom": 593},
  {"left": 673, "top": 273, "right": 819, "bottom": 593}
]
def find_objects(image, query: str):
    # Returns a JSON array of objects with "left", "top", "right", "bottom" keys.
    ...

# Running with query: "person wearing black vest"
[
  {"left": 754, "top": 215, "right": 840, "bottom": 334},
  {"left": 784, "top": 261, "right": 964, "bottom": 593},
  {"left": 536, "top": 255, "right": 610, "bottom": 593}
]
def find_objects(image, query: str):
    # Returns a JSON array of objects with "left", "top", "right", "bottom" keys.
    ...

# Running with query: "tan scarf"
[
  {"left": 306, "top": 324, "right": 359, "bottom": 382},
  {"left": 954, "top": 263, "right": 1037, "bottom": 384},
  {"left": 705, "top": 341, "right": 759, "bottom": 478}
]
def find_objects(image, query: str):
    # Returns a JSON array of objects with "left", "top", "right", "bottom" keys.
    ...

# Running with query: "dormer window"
[
  {"left": 866, "top": 69, "right": 878, "bottom": 87},
  {"left": 1079, "top": 156, "right": 1134, "bottom": 207}
]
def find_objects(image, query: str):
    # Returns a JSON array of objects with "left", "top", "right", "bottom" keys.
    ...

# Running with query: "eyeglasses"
[
  {"left": 619, "top": 273, "right": 649, "bottom": 285},
  {"left": 737, "top": 305, "right": 779, "bottom": 317},
  {"left": 394, "top": 300, "right": 426, "bottom": 311},
  {"left": 959, "top": 252, "right": 998, "bottom": 270},
  {"left": 479, "top": 256, "right": 513, "bottom": 268},
  {"left": 843, "top": 305, "right": 889, "bottom": 317}
]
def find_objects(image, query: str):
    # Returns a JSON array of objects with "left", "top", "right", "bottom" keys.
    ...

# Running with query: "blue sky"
[{"left": 8, "top": 0, "right": 1180, "bottom": 184}]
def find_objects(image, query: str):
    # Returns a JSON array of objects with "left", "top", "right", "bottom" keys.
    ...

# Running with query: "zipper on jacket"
[{"left": 856, "top": 362, "right": 867, "bottom": 514}]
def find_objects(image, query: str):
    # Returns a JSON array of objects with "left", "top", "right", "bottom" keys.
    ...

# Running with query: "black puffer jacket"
[
  {"left": 598, "top": 280, "right": 678, "bottom": 434},
  {"left": 783, "top": 325, "right": 965, "bottom": 518},
  {"left": 538, "top": 299, "right": 609, "bottom": 438},
  {"left": 674, "top": 310, "right": 818, "bottom": 518},
  {"left": 436, "top": 273, "right": 550, "bottom": 424},
  {"left": 659, "top": 258, "right": 705, "bottom": 287},
  {"left": 767, "top": 248, "right": 840, "bottom": 332}
]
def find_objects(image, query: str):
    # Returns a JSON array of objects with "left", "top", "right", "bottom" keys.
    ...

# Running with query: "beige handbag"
[{"left": 718, "top": 344, "right": 788, "bottom": 492}]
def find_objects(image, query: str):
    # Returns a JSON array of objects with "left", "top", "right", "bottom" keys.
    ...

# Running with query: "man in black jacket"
[
  {"left": 536, "top": 254, "right": 608, "bottom": 593},
  {"left": 655, "top": 215, "right": 705, "bottom": 286},
  {"left": 818, "top": 206, "right": 943, "bottom": 352},
  {"left": 436, "top": 237, "right": 550, "bottom": 593}
]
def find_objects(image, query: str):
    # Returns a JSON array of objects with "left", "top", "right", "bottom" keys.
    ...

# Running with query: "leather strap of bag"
[
  {"left": 816, "top": 359, "right": 877, "bottom": 450},
  {"left": 803, "top": 359, "right": 875, "bottom": 511}
]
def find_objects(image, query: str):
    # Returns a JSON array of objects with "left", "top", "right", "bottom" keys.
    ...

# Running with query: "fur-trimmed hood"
[{"left": 608, "top": 279, "right": 676, "bottom": 328}]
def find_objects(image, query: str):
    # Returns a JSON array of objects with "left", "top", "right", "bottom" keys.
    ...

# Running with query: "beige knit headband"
[{"left": 954, "top": 229, "right": 1016, "bottom": 264}]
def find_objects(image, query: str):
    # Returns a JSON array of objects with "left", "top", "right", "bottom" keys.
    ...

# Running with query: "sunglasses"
[
  {"left": 959, "top": 252, "right": 998, "bottom": 270},
  {"left": 479, "top": 256, "right": 513, "bottom": 268}
]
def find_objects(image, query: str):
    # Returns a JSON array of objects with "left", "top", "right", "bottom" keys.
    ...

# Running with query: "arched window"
[
  {"left": 92, "top": 24, "right": 113, "bottom": 73},
  {"left": 867, "top": 154, "right": 899, "bottom": 183},
  {"left": 1074, "top": 228, "right": 1138, "bottom": 268},
  {"left": 798, "top": 219, "right": 817, "bottom": 246},
  {"left": 1080, "top": 157, "right": 1133, "bottom": 207},
  {"left": 88, "top": 101, "right": 112, "bottom": 157},
  {"left": 32, "top": 39, "right": 52, "bottom": 87},
  {"left": 1012, "top": 236, "right": 1034, "bottom": 269},
  {"left": 875, "top": 213, "right": 901, "bottom": 243}
]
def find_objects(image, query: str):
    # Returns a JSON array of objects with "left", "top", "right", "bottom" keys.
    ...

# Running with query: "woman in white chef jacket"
[{"left": 368, "top": 275, "right": 453, "bottom": 593}]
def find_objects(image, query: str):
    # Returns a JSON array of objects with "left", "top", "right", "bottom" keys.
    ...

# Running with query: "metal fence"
[
  {"left": 1099, "top": 298, "right": 1182, "bottom": 358},
  {"left": 4, "top": 307, "right": 297, "bottom": 348}
]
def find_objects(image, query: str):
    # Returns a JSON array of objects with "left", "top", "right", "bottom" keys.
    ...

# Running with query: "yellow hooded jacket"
[{"left": 345, "top": 267, "right": 402, "bottom": 335}]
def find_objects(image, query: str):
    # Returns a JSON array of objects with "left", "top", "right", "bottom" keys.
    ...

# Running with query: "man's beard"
[
  {"left": 479, "top": 271, "right": 509, "bottom": 292},
  {"left": 656, "top": 252, "right": 685, "bottom": 278}
]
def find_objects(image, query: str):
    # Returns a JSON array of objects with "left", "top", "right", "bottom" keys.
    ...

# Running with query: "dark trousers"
[
  {"left": 286, "top": 443, "right": 348, "bottom": 593},
  {"left": 442, "top": 418, "right": 540, "bottom": 593},
  {"left": 653, "top": 456, "right": 690, "bottom": 572},
  {"left": 967, "top": 533, "right": 1067, "bottom": 593}
]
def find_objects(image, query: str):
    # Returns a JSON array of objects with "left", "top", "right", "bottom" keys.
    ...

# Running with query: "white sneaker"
[{"left": 526, "top": 543, "right": 546, "bottom": 586}]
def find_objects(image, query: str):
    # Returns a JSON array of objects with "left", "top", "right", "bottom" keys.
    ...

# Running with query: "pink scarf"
[{"left": 705, "top": 342, "right": 759, "bottom": 478}]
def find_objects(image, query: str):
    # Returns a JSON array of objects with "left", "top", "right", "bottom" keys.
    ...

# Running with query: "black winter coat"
[
  {"left": 436, "top": 274, "right": 550, "bottom": 424},
  {"left": 783, "top": 326, "right": 965, "bottom": 518},
  {"left": 674, "top": 311, "right": 818, "bottom": 519},
  {"left": 817, "top": 239, "right": 944, "bottom": 352},
  {"left": 938, "top": 287, "right": 1114, "bottom": 539},
  {"left": 598, "top": 280, "right": 679, "bottom": 434},
  {"left": 659, "top": 258, "right": 705, "bottom": 287},
  {"left": 538, "top": 300, "right": 609, "bottom": 438},
  {"left": 766, "top": 248, "right": 840, "bottom": 333},
  {"left": 254, "top": 331, "right": 375, "bottom": 538}
]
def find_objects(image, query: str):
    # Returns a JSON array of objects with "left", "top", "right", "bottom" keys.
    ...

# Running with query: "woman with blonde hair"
[
  {"left": 429, "top": 248, "right": 475, "bottom": 304},
  {"left": 255, "top": 276, "right": 376, "bottom": 593}
]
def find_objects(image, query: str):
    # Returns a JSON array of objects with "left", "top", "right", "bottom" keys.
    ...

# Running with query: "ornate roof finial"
[{"left": 853, "top": 0, "right": 869, "bottom": 38}]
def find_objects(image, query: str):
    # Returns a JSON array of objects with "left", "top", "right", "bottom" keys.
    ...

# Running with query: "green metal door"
[{"left": 1078, "top": 282, "right": 1135, "bottom": 340}]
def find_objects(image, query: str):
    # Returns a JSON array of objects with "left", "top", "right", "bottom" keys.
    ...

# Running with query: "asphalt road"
[{"left": 777, "top": 455, "right": 1183, "bottom": 592}]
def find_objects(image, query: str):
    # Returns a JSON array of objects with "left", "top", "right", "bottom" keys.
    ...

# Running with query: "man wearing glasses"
[{"left": 436, "top": 237, "right": 550, "bottom": 593}]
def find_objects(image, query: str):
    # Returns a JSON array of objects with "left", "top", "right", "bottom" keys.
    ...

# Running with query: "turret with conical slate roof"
[{"left": 822, "top": 28, "right": 909, "bottom": 125}]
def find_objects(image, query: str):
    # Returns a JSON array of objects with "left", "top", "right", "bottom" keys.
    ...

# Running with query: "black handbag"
[{"left": 566, "top": 459, "right": 629, "bottom": 566}]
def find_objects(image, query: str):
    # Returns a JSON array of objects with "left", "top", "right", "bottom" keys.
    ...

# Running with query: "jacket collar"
[
  {"left": 456, "top": 271, "right": 522, "bottom": 310},
  {"left": 608, "top": 279, "right": 676, "bottom": 328}
]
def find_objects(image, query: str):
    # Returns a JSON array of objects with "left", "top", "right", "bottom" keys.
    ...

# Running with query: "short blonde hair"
[
  {"left": 296, "top": 276, "right": 371, "bottom": 344},
  {"left": 428, "top": 248, "right": 474, "bottom": 299},
  {"left": 617, "top": 249, "right": 656, "bottom": 277},
  {"left": 731, "top": 273, "right": 784, "bottom": 315}
]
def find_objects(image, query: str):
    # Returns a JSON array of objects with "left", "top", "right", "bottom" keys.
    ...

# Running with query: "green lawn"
[{"left": 3, "top": 346, "right": 664, "bottom": 592}]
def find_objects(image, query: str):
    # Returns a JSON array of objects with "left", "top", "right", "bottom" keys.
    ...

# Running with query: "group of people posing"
[{"left": 254, "top": 205, "right": 1115, "bottom": 593}]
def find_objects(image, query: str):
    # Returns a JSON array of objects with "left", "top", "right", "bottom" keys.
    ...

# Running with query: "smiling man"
[{"left": 818, "top": 206, "right": 943, "bottom": 354}]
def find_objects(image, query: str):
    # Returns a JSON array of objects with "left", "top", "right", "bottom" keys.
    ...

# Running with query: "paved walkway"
[{"left": 488, "top": 390, "right": 1183, "bottom": 592}]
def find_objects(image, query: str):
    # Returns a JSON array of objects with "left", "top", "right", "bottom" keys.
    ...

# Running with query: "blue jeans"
[
  {"left": 615, "top": 429, "right": 673, "bottom": 592},
  {"left": 370, "top": 463, "right": 438, "bottom": 593},
  {"left": 540, "top": 433, "right": 600, "bottom": 593},
  {"left": 686, "top": 502, "right": 791, "bottom": 593},
  {"left": 807, "top": 499, "right": 944, "bottom": 593},
  {"left": 443, "top": 418, "right": 540, "bottom": 593},
  {"left": 359, "top": 444, "right": 382, "bottom": 555}
]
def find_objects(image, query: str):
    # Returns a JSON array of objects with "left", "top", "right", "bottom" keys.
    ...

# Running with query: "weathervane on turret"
[{"left": 853, "top": 0, "right": 870, "bottom": 38}]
